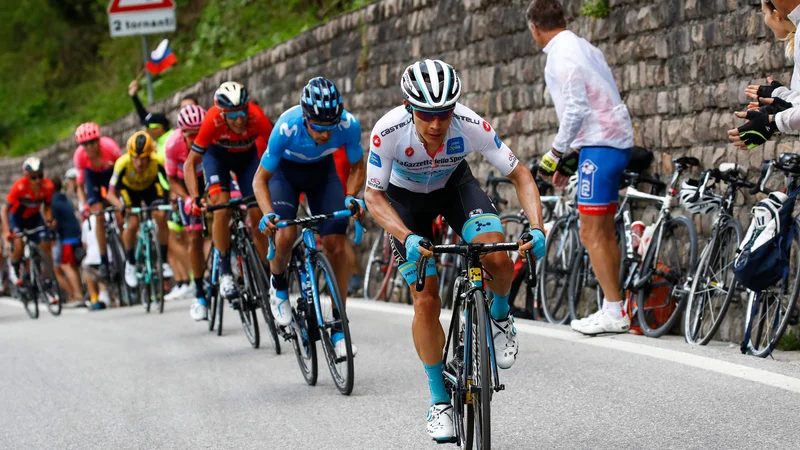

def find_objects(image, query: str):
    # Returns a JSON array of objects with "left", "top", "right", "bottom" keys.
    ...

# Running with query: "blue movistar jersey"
[{"left": 260, "top": 105, "right": 363, "bottom": 172}]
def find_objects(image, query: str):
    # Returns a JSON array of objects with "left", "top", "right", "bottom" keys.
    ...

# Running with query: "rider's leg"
[
  {"left": 62, "top": 262, "right": 84, "bottom": 301},
  {"left": 122, "top": 215, "right": 140, "bottom": 262},
  {"left": 188, "top": 229, "right": 205, "bottom": 298},
  {"left": 246, "top": 207, "right": 270, "bottom": 270},
  {"left": 411, "top": 274, "right": 449, "bottom": 405},
  {"left": 91, "top": 202, "right": 108, "bottom": 263},
  {"left": 473, "top": 231, "right": 514, "bottom": 318}
]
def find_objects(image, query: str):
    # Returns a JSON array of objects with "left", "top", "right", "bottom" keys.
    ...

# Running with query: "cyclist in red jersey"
[
  {"left": 184, "top": 82, "right": 273, "bottom": 300},
  {"left": 72, "top": 122, "right": 121, "bottom": 278},
  {"left": 1, "top": 157, "right": 55, "bottom": 286}
]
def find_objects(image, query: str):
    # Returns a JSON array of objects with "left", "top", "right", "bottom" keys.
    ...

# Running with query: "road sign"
[{"left": 108, "top": 0, "right": 176, "bottom": 38}]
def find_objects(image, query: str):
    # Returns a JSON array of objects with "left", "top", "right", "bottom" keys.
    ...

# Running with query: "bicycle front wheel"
[
  {"left": 637, "top": 215, "right": 698, "bottom": 338},
  {"left": 363, "top": 229, "right": 390, "bottom": 301},
  {"left": 108, "top": 230, "right": 132, "bottom": 306},
  {"left": 314, "top": 253, "right": 354, "bottom": 395},
  {"left": 247, "top": 244, "right": 279, "bottom": 354},
  {"left": 236, "top": 249, "right": 261, "bottom": 349},
  {"left": 34, "top": 248, "right": 64, "bottom": 316},
  {"left": 685, "top": 219, "right": 742, "bottom": 345},
  {"left": 287, "top": 258, "right": 318, "bottom": 385},
  {"left": 540, "top": 216, "right": 580, "bottom": 324},
  {"left": 745, "top": 220, "right": 800, "bottom": 357},
  {"left": 465, "top": 290, "right": 491, "bottom": 450}
]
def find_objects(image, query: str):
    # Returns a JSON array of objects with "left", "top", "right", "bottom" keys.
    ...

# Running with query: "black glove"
[
  {"left": 738, "top": 110, "right": 777, "bottom": 150},
  {"left": 758, "top": 97, "right": 793, "bottom": 115},
  {"left": 556, "top": 151, "right": 580, "bottom": 176},
  {"left": 757, "top": 80, "right": 784, "bottom": 99}
]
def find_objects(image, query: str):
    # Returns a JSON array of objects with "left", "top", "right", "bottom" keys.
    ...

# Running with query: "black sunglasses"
[{"left": 29, "top": 173, "right": 44, "bottom": 181}]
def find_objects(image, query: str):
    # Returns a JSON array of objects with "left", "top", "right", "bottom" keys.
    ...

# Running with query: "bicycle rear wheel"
[
  {"left": 465, "top": 290, "right": 491, "bottom": 450},
  {"left": 314, "top": 253, "right": 354, "bottom": 395},
  {"left": 540, "top": 216, "right": 580, "bottom": 324},
  {"left": 19, "top": 262, "right": 39, "bottom": 319},
  {"left": 247, "top": 244, "right": 279, "bottom": 354},
  {"left": 745, "top": 221, "right": 800, "bottom": 357},
  {"left": 568, "top": 250, "right": 601, "bottom": 321},
  {"left": 685, "top": 219, "right": 742, "bottom": 345},
  {"left": 108, "top": 230, "right": 132, "bottom": 306},
  {"left": 637, "top": 215, "right": 698, "bottom": 338},
  {"left": 237, "top": 247, "right": 261, "bottom": 349},
  {"left": 287, "top": 257, "right": 318, "bottom": 385},
  {"left": 34, "top": 248, "right": 64, "bottom": 316},
  {"left": 363, "top": 230, "right": 390, "bottom": 301}
]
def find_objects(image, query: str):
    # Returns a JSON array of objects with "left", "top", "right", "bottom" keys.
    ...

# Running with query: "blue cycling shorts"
[
  {"left": 84, "top": 168, "right": 114, "bottom": 206},
  {"left": 202, "top": 144, "right": 257, "bottom": 198},
  {"left": 9, "top": 213, "right": 46, "bottom": 243},
  {"left": 577, "top": 146, "right": 631, "bottom": 216},
  {"left": 268, "top": 157, "right": 347, "bottom": 237}
]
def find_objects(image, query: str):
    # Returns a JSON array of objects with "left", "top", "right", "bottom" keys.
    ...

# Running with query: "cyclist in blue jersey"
[{"left": 253, "top": 77, "right": 366, "bottom": 359}]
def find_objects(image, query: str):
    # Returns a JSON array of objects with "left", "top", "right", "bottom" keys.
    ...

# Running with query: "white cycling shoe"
[
  {"left": 190, "top": 300, "right": 208, "bottom": 321},
  {"left": 334, "top": 339, "right": 357, "bottom": 359},
  {"left": 220, "top": 274, "right": 238, "bottom": 299},
  {"left": 165, "top": 285, "right": 183, "bottom": 301},
  {"left": 491, "top": 316, "right": 519, "bottom": 369},
  {"left": 124, "top": 262, "right": 138, "bottom": 288},
  {"left": 570, "top": 310, "right": 630, "bottom": 335},
  {"left": 162, "top": 263, "right": 174, "bottom": 278},
  {"left": 427, "top": 404, "right": 455, "bottom": 442},
  {"left": 269, "top": 284, "right": 293, "bottom": 326}
]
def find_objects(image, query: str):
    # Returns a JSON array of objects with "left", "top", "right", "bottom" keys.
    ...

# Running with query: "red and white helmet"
[
  {"left": 177, "top": 105, "right": 207, "bottom": 131},
  {"left": 75, "top": 122, "right": 100, "bottom": 144}
]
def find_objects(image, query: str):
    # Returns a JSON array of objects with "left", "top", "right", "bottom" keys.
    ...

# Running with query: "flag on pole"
[{"left": 146, "top": 39, "right": 178, "bottom": 75}]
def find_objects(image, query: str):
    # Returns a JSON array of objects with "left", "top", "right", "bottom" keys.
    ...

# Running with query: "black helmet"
[{"left": 300, "top": 77, "right": 344, "bottom": 123}]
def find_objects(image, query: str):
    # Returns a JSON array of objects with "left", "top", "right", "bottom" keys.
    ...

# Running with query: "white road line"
[{"left": 347, "top": 299, "right": 800, "bottom": 395}]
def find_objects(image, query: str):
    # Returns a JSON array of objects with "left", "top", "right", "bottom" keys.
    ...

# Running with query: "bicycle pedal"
[{"left": 494, "top": 384, "right": 505, "bottom": 392}]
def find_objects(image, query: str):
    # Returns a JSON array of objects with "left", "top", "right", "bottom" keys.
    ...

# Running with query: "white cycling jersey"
[{"left": 366, "top": 104, "right": 519, "bottom": 194}]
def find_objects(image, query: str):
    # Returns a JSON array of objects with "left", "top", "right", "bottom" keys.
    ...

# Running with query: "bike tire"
[
  {"left": 465, "top": 290, "right": 491, "bottom": 450},
  {"left": 148, "top": 227, "right": 166, "bottom": 314},
  {"left": 446, "top": 275, "right": 468, "bottom": 446},
  {"left": 745, "top": 220, "right": 800, "bottom": 357},
  {"left": 288, "top": 256, "right": 318, "bottom": 385},
  {"left": 108, "top": 230, "right": 132, "bottom": 306},
  {"left": 684, "top": 219, "right": 742, "bottom": 345},
  {"left": 637, "top": 215, "right": 698, "bottom": 338},
  {"left": 540, "top": 216, "right": 580, "bottom": 325},
  {"left": 314, "top": 253, "right": 354, "bottom": 395},
  {"left": 568, "top": 248, "right": 602, "bottom": 321},
  {"left": 208, "top": 284, "right": 218, "bottom": 332},
  {"left": 33, "top": 248, "right": 64, "bottom": 316},
  {"left": 363, "top": 229, "right": 389, "bottom": 301},
  {"left": 21, "top": 262, "right": 39, "bottom": 319},
  {"left": 237, "top": 246, "right": 260, "bottom": 349},
  {"left": 247, "top": 244, "right": 279, "bottom": 354}
]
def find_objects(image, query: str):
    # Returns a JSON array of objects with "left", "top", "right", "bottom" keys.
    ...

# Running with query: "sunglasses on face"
[
  {"left": 182, "top": 130, "right": 199, "bottom": 139},
  {"left": 412, "top": 107, "right": 455, "bottom": 122},
  {"left": 306, "top": 119, "right": 339, "bottom": 133},
  {"left": 29, "top": 173, "right": 43, "bottom": 181},
  {"left": 81, "top": 138, "right": 100, "bottom": 146},
  {"left": 223, "top": 110, "right": 248, "bottom": 120}
]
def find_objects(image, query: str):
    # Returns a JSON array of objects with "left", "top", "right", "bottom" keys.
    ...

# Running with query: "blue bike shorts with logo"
[{"left": 577, "top": 146, "right": 631, "bottom": 216}]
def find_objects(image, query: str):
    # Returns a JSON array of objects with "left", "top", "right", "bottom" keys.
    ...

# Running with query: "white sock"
[{"left": 602, "top": 299, "right": 624, "bottom": 320}]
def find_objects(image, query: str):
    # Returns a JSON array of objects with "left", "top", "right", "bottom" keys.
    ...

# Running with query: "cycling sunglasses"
[
  {"left": 223, "top": 109, "right": 248, "bottom": 120},
  {"left": 182, "top": 129, "right": 200, "bottom": 139},
  {"left": 81, "top": 138, "right": 100, "bottom": 146},
  {"left": 306, "top": 119, "right": 340, "bottom": 132},
  {"left": 28, "top": 173, "right": 44, "bottom": 181},
  {"left": 412, "top": 107, "right": 455, "bottom": 122}
]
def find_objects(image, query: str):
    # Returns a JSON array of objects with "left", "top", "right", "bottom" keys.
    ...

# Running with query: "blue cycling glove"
[
  {"left": 531, "top": 229, "right": 546, "bottom": 260},
  {"left": 259, "top": 212, "right": 280, "bottom": 233},
  {"left": 344, "top": 195, "right": 366, "bottom": 212},
  {"left": 404, "top": 234, "right": 424, "bottom": 263}
]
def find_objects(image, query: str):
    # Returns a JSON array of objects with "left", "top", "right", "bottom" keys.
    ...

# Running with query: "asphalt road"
[{"left": 2, "top": 296, "right": 800, "bottom": 450}]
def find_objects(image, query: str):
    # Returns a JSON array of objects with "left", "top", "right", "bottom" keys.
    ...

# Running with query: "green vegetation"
[
  {"left": 777, "top": 328, "right": 800, "bottom": 352},
  {"left": 0, "top": 0, "right": 369, "bottom": 156},
  {"left": 579, "top": 0, "right": 610, "bottom": 19}
]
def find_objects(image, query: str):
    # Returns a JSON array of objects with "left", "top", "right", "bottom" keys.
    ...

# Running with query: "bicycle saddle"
[
  {"left": 673, "top": 156, "right": 700, "bottom": 167},
  {"left": 626, "top": 146, "right": 654, "bottom": 174},
  {"left": 778, "top": 152, "right": 800, "bottom": 174}
]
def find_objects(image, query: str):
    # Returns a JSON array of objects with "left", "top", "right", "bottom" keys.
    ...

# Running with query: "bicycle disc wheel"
[
  {"left": 247, "top": 244, "right": 279, "bottom": 354},
  {"left": 685, "top": 219, "right": 742, "bottom": 345},
  {"left": 465, "top": 290, "right": 491, "bottom": 450},
  {"left": 237, "top": 247, "right": 260, "bottom": 349},
  {"left": 637, "top": 215, "right": 698, "bottom": 338},
  {"left": 288, "top": 259, "right": 318, "bottom": 385},
  {"left": 745, "top": 221, "right": 800, "bottom": 357},
  {"left": 34, "top": 248, "right": 64, "bottom": 316},
  {"left": 540, "top": 216, "right": 580, "bottom": 324},
  {"left": 314, "top": 253, "right": 354, "bottom": 395},
  {"left": 148, "top": 229, "right": 165, "bottom": 314},
  {"left": 363, "top": 230, "right": 390, "bottom": 301}
]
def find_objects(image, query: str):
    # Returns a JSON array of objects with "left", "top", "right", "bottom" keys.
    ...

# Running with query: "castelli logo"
[
  {"left": 372, "top": 135, "right": 381, "bottom": 147},
  {"left": 405, "top": 147, "right": 414, "bottom": 157},
  {"left": 482, "top": 121, "right": 491, "bottom": 132}
]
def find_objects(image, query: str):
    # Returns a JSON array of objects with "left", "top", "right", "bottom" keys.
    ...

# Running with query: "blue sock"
[
  {"left": 100, "top": 254, "right": 108, "bottom": 266},
  {"left": 197, "top": 297, "right": 207, "bottom": 307},
  {"left": 490, "top": 292, "right": 510, "bottom": 320},
  {"left": 219, "top": 252, "right": 231, "bottom": 275},
  {"left": 423, "top": 361, "right": 450, "bottom": 405},
  {"left": 332, "top": 332, "right": 344, "bottom": 345}
]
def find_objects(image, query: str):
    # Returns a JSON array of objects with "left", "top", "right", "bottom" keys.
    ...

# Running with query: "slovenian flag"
[{"left": 146, "top": 39, "right": 178, "bottom": 75}]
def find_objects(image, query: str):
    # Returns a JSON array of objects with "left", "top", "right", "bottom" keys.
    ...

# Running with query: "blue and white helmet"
[
  {"left": 401, "top": 59, "right": 461, "bottom": 110},
  {"left": 300, "top": 77, "right": 343, "bottom": 123},
  {"left": 214, "top": 81, "right": 249, "bottom": 110},
  {"left": 23, "top": 157, "right": 43, "bottom": 173}
]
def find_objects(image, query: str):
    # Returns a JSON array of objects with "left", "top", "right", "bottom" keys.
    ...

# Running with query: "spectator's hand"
[
  {"left": 745, "top": 77, "right": 782, "bottom": 100},
  {"left": 128, "top": 80, "right": 140, "bottom": 97},
  {"left": 48, "top": 218, "right": 58, "bottom": 230}
]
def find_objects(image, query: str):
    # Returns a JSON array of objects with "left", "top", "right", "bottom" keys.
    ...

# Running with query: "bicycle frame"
[{"left": 133, "top": 211, "right": 158, "bottom": 286}]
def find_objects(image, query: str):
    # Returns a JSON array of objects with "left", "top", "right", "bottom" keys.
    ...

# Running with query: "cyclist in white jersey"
[{"left": 364, "top": 59, "right": 547, "bottom": 442}]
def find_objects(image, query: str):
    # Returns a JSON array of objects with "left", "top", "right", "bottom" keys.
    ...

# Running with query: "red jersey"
[
  {"left": 73, "top": 136, "right": 121, "bottom": 183},
  {"left": 6, "top": 177, "right": 55, "bottom": 219},
  {"left": 192, "top": 104, "right": 273, "bottom": 154}
]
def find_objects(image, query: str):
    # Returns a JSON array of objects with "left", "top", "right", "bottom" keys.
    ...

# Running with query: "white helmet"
[
  {"left": 679, "top": 180, "right": 722, "bottom": 215},
  {"left": 564, "top": 174, "right": 579, "bottom": 200},
  {"left": 65, "top": 168, "right": 79, "bottom": 180},
  {"left": 401, "top": 59, "right": 461, "bottom": 110},
  {"left": 23, "top": 157, "right": 43, "bottom": 173},
  {"left": 214, "top": 81, "right": 249, "bottom": 110}
]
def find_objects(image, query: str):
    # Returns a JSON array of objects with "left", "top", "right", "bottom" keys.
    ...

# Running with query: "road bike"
[
  {"left": 415, "top": 233, "right": 536, "bottom": 449},
  {"left": 13, "top": 226, "right": 64, "bottom": 319},
  {"left": 127, "top": 203, "right": 173, "bottom": 314},
  {"left": 89, "top": 206, "right": 133, "bottom": 307},
  {"left": 267, "top": 201, "right": 363, "bottom": 395}
]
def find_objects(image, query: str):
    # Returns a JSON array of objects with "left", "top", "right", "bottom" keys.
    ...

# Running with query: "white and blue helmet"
[{"left": 401, "top": 59, "right": 461, "bottom": 111}]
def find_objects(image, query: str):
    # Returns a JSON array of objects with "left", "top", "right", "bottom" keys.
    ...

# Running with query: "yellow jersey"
[{"left": 109, "top": 153, "right": 167, "bottom": 192}]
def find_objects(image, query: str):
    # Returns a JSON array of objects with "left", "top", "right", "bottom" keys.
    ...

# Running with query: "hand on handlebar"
[
  {"left": 405, "top": 234, "right": 432, "bottom": 263},
  {"left": 345, "top": 196, "right": 366, "bottom": 220},
  {"left": 259, "top": 212, "right": 280, "bottom": 234},
  {"left": 517, "top": 229, "right": 545, "bottom": 260}
]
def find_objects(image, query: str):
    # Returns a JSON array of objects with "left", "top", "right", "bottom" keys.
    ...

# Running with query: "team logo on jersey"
[
  {"left": 372, "top": 135, "right": 381, "bottom": 147},
  {"left": 405, "top": 147, "right": 414, "bottom": 157},
  {"left": 209, "top": 174, "right": 220, "bottom": 184},
  {"left": 482, "top": 121, "right": 491, "bottom": 132},
  {"left": 369, "top": 151, "right": 382, "bottom": 168},
  {"left": 367, "top": 177, "right": 383, "bottom": 189},
  {"left": 580, "top": 160, "right": 597, "bottom": 199},
  {"left": 494, "top": 135, "right": 503, "bottom": 149},
  {"left": 446, "top": 137, "right": 464, "bottom": 155},
  {"left": 469, "top": 209, "right": 483, "bottom": 217},
  {"left": 337, "top": 112, "right": 354, "bottom": 129},
  {"left": 280, "top": 123, "right": 298, "bottom": 137}
]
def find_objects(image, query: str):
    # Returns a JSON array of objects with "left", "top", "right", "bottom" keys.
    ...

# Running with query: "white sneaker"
[
  {"left": 190, "top": 300, "right": 208, "bottom": 321},
  {"left": 426, "top": 404, "right": 455, "bottom": 442},
  {"left": 269, "top": 283, "right": 292, "bottom": 326},
  {"left": 491, "top": 316, "right": 519, "bottom": 369},
  {"left": 179, "top": 284, "right": 195, "bottom": 299},
  {"left": 98, "top": 290, "right": 110, "bottom": 307},
  {"left": 8, "top": 266, "right": 21, "bottom": 286},
  {"left": 162, "top": 263, "right": 174, "bottom": 278},
  {"left": 220, "top": 274, "right": 238, "bottom": 299},
  {"left": 334, "top": 339, "right": 357, "bottom": 359},
  {"left": 124, "top": 262, "right": 138, "bottom": 288},
  {"left": 164, "top": 285, "right": 183, "bottom": 301},
  {"left": 570, "top": 310, "right": 630, "bottom": 335}
]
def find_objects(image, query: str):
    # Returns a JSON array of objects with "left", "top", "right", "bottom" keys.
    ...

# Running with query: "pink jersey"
[
  {"left": 73, "top": 136, "right": 121, "bottom": 183},
  {"left": 165, "top": 131, "right": 203, "bottom": 179}
]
